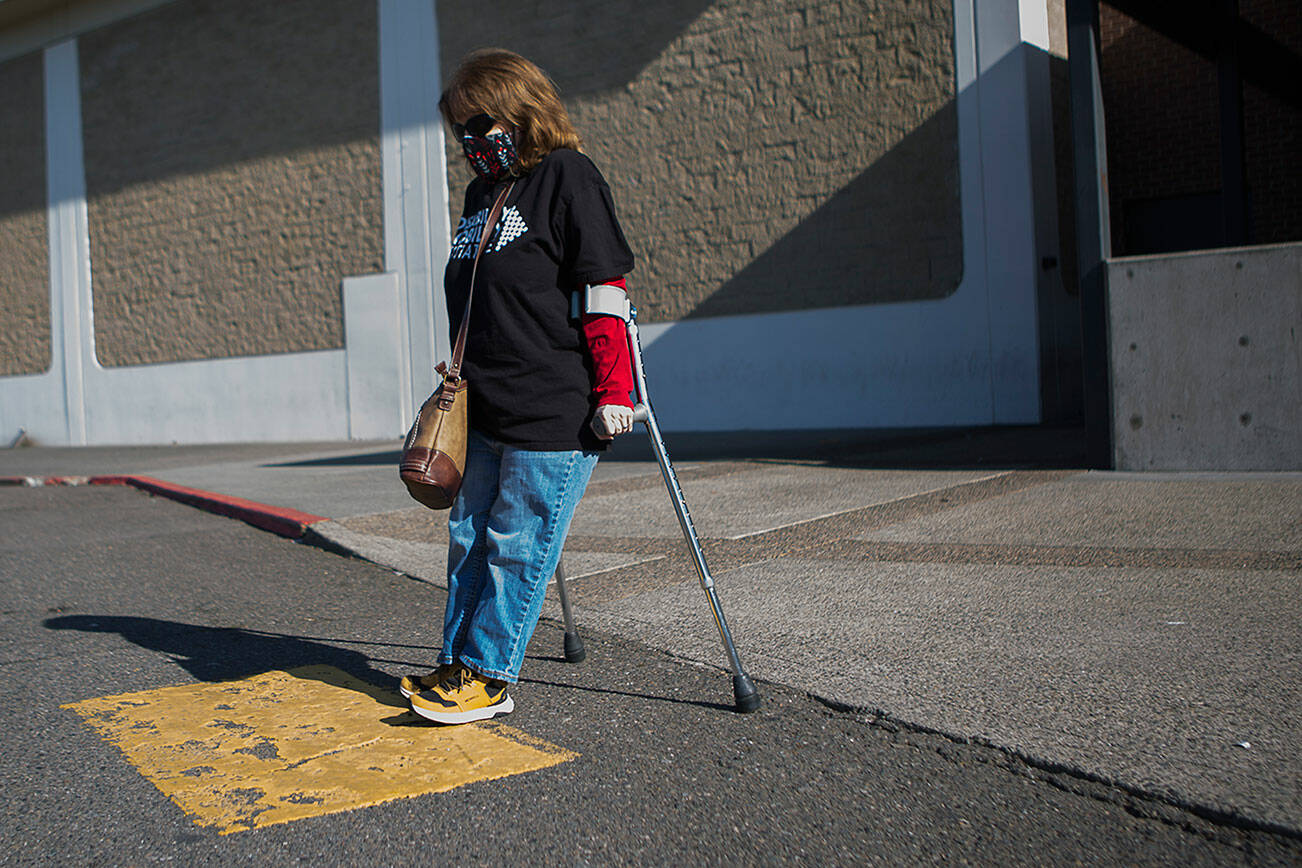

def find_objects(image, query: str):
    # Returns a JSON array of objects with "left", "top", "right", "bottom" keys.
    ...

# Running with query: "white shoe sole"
[{"left": 409, "top": 694, "right": 514, "bottom": 725}]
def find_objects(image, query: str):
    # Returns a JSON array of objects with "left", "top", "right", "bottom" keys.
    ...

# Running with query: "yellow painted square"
[{"left": 63, "top": 666, "right": 576, "bottom": 834}]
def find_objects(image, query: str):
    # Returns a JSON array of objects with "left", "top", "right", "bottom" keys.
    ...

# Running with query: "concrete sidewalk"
[{"left": 2, "top": 431, "right": 1298, "bottom": 835}]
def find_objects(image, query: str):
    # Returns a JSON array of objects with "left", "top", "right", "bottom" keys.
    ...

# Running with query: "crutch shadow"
[
  {"left": 376, "top": 672, "right": 737, "bottom": 727},
  {"left": 516, "top": 675, "right": 737, "bottom": 713},
  {"left": 525, "top": 654, "right": 570, "bottom": 665}
]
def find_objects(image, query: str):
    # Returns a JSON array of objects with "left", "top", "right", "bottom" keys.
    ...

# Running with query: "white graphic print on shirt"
[{"left": 450, "top": 205, "right": 529, "bottom": 259}]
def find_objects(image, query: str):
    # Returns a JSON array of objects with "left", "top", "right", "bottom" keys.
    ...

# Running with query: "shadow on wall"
[
  {"left": 435, "top": 0, "right": 720, "bottom": 207},
  {"left": 0, "top": 51, "right": 44, "bottom": 219},
  {"left": 686, "top": 102, "right": 962, "bottom": 319},
  {"left": 435, "top": 0, "right": 716, "bottom": 100},
  {"left": 66, "top": 0, "right": 385, "bottom": 368},
  {"left": 1042, "top": 49, "right": 1084, "bottom": 424},
  {"left": 438, "top": 0, "right": 962, "bottom": 322},
  {"left": 627, "top": 40, "right": 1089, "bottom": 431},
  {"left": 74, "top": 0, "right": 380, "bottom": 201}
]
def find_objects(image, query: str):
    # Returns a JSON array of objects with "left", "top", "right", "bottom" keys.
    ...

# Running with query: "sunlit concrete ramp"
[
  {"left": 565, "top": 467, "right": 1302, "bottom": 833},
  {"left": 3, "top": 441, "right": 1297, "bottom": 835}
]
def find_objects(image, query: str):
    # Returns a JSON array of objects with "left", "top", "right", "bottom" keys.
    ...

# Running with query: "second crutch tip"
[{"left": 563, "top": 632, "right": 586, "bottom": 664}]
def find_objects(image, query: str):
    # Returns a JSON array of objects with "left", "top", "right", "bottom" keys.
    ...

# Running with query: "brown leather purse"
[{"left": 400, "top": 182, "right": 513, "bottom": 509}]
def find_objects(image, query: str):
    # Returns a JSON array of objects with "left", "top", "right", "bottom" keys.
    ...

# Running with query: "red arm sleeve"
[{"left": 580, "top": 277, "right": 635, "bottom": 409}]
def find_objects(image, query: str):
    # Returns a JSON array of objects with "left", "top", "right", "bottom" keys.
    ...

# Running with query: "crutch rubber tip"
[
  {"left": 563, "top": 632, "right": 586, "bottom": 664},
  {"left": 732, "top": 673, "right": 760, "bottom": 713}
]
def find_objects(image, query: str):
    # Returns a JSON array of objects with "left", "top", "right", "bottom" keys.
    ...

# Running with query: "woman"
[{"left": 401, "top": 49, "right": 638, "bottom": 724}]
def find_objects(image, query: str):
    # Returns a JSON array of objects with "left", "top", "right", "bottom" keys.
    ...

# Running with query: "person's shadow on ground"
[
  {"left": 46, "top": 615, "right": 738, "bottom": 717},
  {"left": 43, "top": 615, "right": 435, "bottom": 722}
]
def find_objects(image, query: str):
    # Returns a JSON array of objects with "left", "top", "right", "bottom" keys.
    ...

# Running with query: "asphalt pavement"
[{"left": 0, "top": 427, "right": 1298, "bottom": 864}]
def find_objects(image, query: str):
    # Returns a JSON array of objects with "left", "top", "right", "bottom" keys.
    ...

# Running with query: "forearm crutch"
[{"left": 551, "top": 297, "right": 760, "bottom": 713}]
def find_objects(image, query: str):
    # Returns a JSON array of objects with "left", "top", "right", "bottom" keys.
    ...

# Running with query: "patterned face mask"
[{"left": 461, "top": 129, "right": 518, "bottom": 182}]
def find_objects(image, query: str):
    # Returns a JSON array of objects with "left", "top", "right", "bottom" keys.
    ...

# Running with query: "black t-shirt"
[{"left": 444, "top": 148, "right": 635, "bottom": 451}]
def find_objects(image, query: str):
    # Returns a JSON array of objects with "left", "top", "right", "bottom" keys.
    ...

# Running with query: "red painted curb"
[{"left": 88, "top": 475, "right": 328, "bottom": 539}]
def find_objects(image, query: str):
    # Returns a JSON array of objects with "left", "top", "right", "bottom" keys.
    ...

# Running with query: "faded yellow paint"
[{"left": 63, "top": 666, "right": 576, "bottom": 834}]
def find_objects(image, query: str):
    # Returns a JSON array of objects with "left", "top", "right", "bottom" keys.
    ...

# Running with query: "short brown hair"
[{"left": 439, "top": 49, "right": 583, "bottom": 174}]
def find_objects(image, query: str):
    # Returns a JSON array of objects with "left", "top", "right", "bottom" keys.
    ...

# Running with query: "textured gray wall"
[
  {"left": 437, "top": 0, "right": 961, "bottom": 323},
  {"left": 0, "top": 51, "right": 50, "bottom": 377},
  {"left": 79, "top": 0, "right": 383, "bottom": 367}
]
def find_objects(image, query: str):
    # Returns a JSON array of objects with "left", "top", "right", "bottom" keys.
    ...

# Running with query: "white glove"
[{"left": 591, "top": 403, "right": 636, "bottom": 440}]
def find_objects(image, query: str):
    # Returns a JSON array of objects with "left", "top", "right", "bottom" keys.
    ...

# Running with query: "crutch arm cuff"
[{"left": 572, "top": 281, "right": 632, "bottom": 321}]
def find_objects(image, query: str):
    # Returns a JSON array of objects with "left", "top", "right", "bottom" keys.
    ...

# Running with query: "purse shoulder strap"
[{"left": 448, "top": 181, "right": 514, "bottom": 380}]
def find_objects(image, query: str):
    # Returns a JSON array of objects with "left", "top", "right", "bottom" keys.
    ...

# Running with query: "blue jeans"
[{"left": 440, "top": 429, "right": 599, "bottom": 682}]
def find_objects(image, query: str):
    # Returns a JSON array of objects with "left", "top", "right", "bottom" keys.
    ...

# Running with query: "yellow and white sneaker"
[
  {"left": 409, "top": 665, "right": 514, "bottom": 724},
  {"left": 398, "top": 663, "right": 456, "bottom": 699}
]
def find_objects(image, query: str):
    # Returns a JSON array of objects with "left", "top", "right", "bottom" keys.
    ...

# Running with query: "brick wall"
[
  {"left": 1099, "top": 1, "right": 1300, "bottom": 253},
  {"left": 1241, "top": 0, "right": 1301, "bottom": 245},
  {"left": 437, "top": 0, "right": 961, "bottom": 323},
  {"left": 1099, "top": 4, "right": 1223, "bottom": 254},
  {"left": 0, "top": 51, "right": 50, "bottom": 377},
  {"left": 79, "top": 0, "right": 383, "bottom": 367}
]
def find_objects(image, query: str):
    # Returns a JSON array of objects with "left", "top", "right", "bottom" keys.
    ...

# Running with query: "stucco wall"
[
  {"left": 1, "top": 0, "right": 1055, "bottom": 445},
  {"left": 0, "top": 50, "right": 50, "bottom": 377},
  {"left": 436, "top": 0, "right": 961, "bottom": 323},
  {"left": 78, "top": 0, "right": 383, "bottom": 367}
]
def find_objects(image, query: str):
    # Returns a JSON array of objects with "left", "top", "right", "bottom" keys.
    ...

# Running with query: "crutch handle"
[{"left": 631, "top": 403, "right": 650, "bottom": 423}]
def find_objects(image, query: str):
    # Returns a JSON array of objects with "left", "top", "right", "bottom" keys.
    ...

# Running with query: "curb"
[
  {"left": 1, "top": 473, "right": 326, "bottom": 539},
  {"left": 92, "top": 476, "right": 328, "bottom": 539}
]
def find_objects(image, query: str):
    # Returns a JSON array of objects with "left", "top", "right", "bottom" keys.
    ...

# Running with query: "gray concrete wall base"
[{"left": 1108, "top": 242, "right": 1302, "bottom": 470}]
